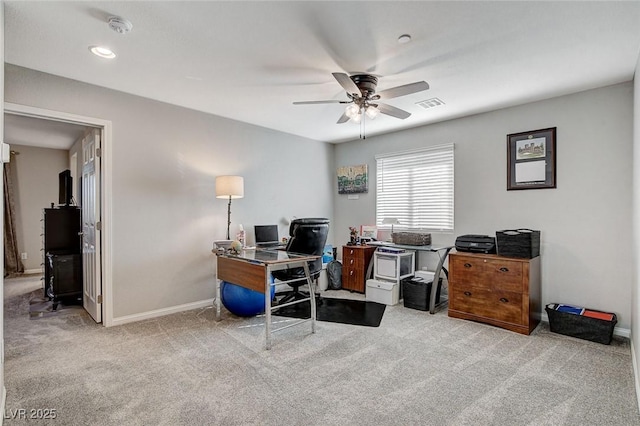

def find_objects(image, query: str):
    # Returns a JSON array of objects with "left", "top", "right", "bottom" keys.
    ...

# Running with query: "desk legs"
[
  {"left": 215, "top": 273, "right": 221, "bottom": 321},
  {"left": 214, "top": 258, "right": 317, "bottom": 350},
  {"left": 302, "top": 262, "right": 316, "bottom": 334},
  {"left": 429, "top": 247, "right": 452, "bottom": 314},
  {"left": 265, "top": 266, "right": 273, "bottom": 349}
]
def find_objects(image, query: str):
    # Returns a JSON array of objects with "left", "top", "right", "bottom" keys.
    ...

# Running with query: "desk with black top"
[
  {"left": 214, "top": 248, "right": 320, "bottom": 349},
  {"left": 366, "top": 242, "right": 454, "bottom": 314}
]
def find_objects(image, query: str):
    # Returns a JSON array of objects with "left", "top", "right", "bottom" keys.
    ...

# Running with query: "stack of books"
[
  {"left": 548, "top": 303, "right": 614, "bottom": 321},
  {"left": 377, "top": 247, "right": 406, "bottom": 254}
]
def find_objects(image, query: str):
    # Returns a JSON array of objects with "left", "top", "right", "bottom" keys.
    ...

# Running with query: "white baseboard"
[
  {"left": 539, "top": 311, "right": 630, "bottom": 338},
  {"left": 23, "top": 269, "right": 42, "bottom": 275},
  {"left": 1, "top": 386, "right": 6, "bottom": 426},
  {"left": 110, "top": 299, "right": 214, "bottom": 327},
  {"left": 632, "top": 339, "right": 640, "bottom": 415}
]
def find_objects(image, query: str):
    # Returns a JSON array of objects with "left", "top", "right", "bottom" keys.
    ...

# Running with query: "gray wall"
[
  {"left": 632, "top": 53, "right": 640, "bottom": 401},
  {"left": 335, "top": 82, "right": 633, "bottom": 329},
  {"left": 7, "top": 144, "right": 69, "bottom": 271},
  {"left": 5, "top": 64, "right": 335, "bottom": 319}
]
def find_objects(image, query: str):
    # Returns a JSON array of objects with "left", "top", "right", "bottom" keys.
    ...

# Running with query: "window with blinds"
[{"left": 376, "top": 143, "right": 454, "bottom": 232}]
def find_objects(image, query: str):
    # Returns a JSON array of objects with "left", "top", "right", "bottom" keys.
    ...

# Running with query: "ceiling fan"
[{"left": 293, "top": 72, "right": 429, "bottom": 124}]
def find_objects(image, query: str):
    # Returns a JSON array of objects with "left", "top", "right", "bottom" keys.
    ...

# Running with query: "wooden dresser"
[
  {"left": 341, "top": 245, "right": 377, "bottom": 293},
  {"left": 448, "top": 251, "right": 541, "bottom": 335}
]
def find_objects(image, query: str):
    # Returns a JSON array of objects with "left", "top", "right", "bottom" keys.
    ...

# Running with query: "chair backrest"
[{"left": 285, "top": 218, "right": 330, "bottom": 274}]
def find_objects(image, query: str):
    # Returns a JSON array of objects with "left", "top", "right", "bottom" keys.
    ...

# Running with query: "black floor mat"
[{"left": 274, "top": 297, "right": 386, "bottom": 327}]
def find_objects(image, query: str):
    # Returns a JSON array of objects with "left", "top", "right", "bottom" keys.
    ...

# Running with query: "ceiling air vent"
[{"left": 416, "top": 97, "right": 445, "bottom": 110}]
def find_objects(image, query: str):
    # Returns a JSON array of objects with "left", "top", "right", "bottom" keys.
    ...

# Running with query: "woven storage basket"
[
  {"left": 545, "top": 304, "right": 616, "bottom": 345},
  {"left": 391, "top": 232, "right": 431, "bottom": 246}
]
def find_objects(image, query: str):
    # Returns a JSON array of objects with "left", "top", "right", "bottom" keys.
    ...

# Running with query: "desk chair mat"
[{"left": 274, "top": 298, "right": 386, "bottom": 327}]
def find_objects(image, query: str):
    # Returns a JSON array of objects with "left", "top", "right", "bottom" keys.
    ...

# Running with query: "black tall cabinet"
[{"left": 43, "top": 207, "right": 82, "bottom": 307}]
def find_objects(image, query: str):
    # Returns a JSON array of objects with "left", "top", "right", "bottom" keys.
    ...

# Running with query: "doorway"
[{"left": 3, "top": 102, "right": 113, "bottom": 326}]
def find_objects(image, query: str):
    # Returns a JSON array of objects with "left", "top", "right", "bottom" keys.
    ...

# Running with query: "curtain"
[{"left": 4, "top": 155, "right": 24, "bottom": 276}]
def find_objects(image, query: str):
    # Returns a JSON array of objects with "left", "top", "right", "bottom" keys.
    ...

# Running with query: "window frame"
[{"left": 375, "top": 143, "right": 454, "bottom": 233}]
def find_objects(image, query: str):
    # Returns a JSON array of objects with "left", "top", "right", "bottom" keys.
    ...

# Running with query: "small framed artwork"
[
  {"left": 337, "top": 164, "right": 368, "bottom": 194},
  {"left": 507, "top": 127, "right": 556, "bottom": 190},
  {"left": 360, "top": 225, "right": 377, "bottom": 239}
]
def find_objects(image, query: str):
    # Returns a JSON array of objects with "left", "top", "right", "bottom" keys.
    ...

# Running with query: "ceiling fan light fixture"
[
  {"left": 351, "top": 112, "right": 362, "bottom": 123},
  {"left": 345, "top": 104, "right": 360, "bottom": 119},
  {"left": 365, "top": 106, "right": 380, "bottom": 119}
]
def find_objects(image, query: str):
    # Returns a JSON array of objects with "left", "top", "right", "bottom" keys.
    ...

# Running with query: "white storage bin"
[
  {"left": 366, "top": 279, "right": 400, "bottom": 305},
  {"left": 373, "top": 251, "right": 415, "bottom": 282},
  {"left": 317, "top": 263, "right": 328, "bottom": 291}
]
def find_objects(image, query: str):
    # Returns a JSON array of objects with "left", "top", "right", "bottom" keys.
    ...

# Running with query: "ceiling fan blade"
[
  {"left": 293, "top": 100, "right": 342, "bottom": 105},
  {"left": 377, "top": 103, "right": 411, "bottom": 120},
  {"left": 332, "top": 72, "right": 361, "bottom": 97},
  {"left": 337, "top": 112, "right": 350, "bottom": 124},
  {"left": 377, "top": 81, "right": 429, "bottom": 100}
]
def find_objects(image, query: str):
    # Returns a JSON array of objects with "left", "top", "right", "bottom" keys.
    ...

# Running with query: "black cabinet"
[{"left": 43, "top": 208, "right": 82, "bottom": 306}]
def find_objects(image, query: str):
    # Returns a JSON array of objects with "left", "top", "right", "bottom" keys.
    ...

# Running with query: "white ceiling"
[
  {"left": 5, "top": 1, "right": 640, "bottom": 144},
  {"left": 4, "top": 113, "right": 88, "bottom": 150}
]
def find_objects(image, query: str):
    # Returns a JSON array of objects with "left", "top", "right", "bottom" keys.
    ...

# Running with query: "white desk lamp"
[
  {"left": 382, "top": 217, "right": 400, "bottom": 241},
  {"left": 215, "top": 175, "right": 244, "bottom": 240}
]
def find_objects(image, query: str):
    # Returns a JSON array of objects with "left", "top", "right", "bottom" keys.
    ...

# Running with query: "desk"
[
  {"left": 366, "top": 242, "right": 454, "bottom": 314},
  {"left": 214, "top": 249, "right": 320, "bottom": 349}
]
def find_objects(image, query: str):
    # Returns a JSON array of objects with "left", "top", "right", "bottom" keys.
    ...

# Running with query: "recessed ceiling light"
[
  {"left": 398, "top": 34, "right": 412, "bottom": 44},
  {"left": 89, "top": 46, "right": 116, "bottom": 59}
]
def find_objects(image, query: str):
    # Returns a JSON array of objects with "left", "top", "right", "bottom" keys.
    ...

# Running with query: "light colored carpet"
[{"left": 3, "top": 276, "right": 639, "bottom": 425}]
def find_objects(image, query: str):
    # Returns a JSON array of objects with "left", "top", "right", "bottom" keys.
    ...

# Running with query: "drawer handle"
[
  {"left": 350, "top": 270, "right": 354, "bottom": 276},
  {"left": 499, "top": 267, "right": 509, "bottom": 273},
  {"left": 464, "top": 263, "right": 472, "bottom": 268},
  {"left": 464, "top": 291, "right": 472, "bottom": 296},
  {"left": 349, "top": 250, "right": 354, "bottom": 255},
  {"left": 349, "top": 259, "right": 354, "bottom": 265},
  {"left": 499, "top": 297, "right": 509, "bottom": 303}
]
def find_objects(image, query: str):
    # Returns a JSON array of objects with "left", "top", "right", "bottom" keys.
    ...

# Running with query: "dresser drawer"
[
  {"left": 451, "top": 255, "right": 523, "bottom": 293},
  {"left": 450, "top": 287, "right": 523, "bottom": 325},
  {"left": 343, "top": 247, "right": 361, "bottom": 260},
  {"left": 342, "top": 255, "right": 364, "bottom": 270},
  {"left": 342, "top": 265, "right": 359, "bottom": 281},
  {"left": 484, "top": 259, "right": 523, "bottom": 293}
]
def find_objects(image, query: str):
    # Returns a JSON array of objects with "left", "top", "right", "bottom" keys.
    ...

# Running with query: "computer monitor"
[
  {"left": 254, "top": 225, "right": 279, "bottom": 247},
  {"left": 58, "top": 169, "right": 72, "bottom": 206}
]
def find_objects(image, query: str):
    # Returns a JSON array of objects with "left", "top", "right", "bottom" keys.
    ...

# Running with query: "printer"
[{"left": 455, "top": 234, "right": 496, "bottom": 254}]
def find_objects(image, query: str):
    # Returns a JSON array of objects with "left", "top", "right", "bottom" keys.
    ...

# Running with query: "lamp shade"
[
  {"left": 382, "top": 217, "right": 400, "bottom": 225},
  {"left": 215, "top": 176, "right": 244, "bottom": 199}
]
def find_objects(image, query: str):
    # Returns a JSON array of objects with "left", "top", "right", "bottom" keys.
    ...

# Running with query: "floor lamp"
[{"left": 215, "top": 175, "right": 244, "bottom": 240}]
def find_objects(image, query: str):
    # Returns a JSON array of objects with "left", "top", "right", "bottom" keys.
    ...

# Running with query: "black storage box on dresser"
[
  {"left": 545, "top": 303, "right": 617, "bottom": 345},
  {"left": 496, "top": 229, "right": 540, "bottom": 258}
]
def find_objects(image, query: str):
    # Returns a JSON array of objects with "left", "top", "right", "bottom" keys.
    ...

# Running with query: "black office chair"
[{"left": 272, "top": 218, "right": 329, "bottom": 305}]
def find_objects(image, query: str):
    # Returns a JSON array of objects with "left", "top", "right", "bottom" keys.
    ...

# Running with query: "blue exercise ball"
[{"left": 220, "top": 276, "right": 275, "bottom": 317}]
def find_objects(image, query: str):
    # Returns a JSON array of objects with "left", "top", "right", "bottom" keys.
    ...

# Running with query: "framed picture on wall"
[
  {"left": 337, "top": 164, "right": 368, "bottom": 194},
  {"left": 507, "top": 127, "right": 556, "bottom": 190}
]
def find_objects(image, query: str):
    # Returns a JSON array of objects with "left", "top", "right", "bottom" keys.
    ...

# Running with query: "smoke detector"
[{"left": 108, "top": 16, "right": 133, "bottom": 34}]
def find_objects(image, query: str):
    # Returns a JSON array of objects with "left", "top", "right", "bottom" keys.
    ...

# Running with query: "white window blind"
[{"left": 376, "top": 143, "right": 454, "bottom": 231}]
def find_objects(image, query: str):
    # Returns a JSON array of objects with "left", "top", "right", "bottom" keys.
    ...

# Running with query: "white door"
[{"left": 82, "top": 129, "right": 102, "bottom": 322}]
